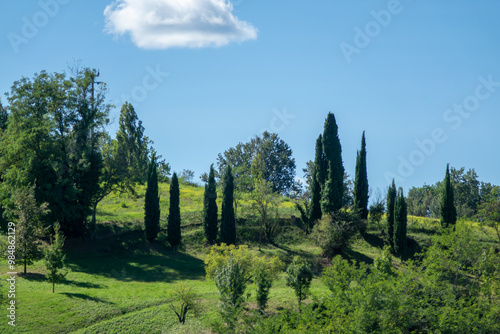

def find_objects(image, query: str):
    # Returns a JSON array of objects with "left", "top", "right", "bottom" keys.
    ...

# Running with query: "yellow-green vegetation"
[{"left": 1, "top": 184, "right": 498, "bottom": 333}]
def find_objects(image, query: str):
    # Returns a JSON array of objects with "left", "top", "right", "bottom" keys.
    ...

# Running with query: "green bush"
[{"left": 311, "top": 211, "right": 364, "bottom": 257}]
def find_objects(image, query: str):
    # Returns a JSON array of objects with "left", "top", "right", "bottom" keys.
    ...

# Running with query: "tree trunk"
[
  {"left": 52, "top": 282, "right": 55, "bottom": 293},
  {"left": 24, "top": 257, "right": 27, "bottom": 274}
]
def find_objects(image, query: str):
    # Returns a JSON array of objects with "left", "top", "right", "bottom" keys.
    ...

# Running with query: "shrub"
[
  {"left": 311, "top": 211, "right": 364, "bottom": 257},
  {"left": 286, "top": 256, "right": 313, "bottom": 310},
  {"left": 168, "top": 282, "right": 200, "bottom": 325}
]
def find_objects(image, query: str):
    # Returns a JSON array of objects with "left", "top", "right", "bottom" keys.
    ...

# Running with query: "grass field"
[{"left": 0, "top": 183, "right": 497, "bottom": 333}]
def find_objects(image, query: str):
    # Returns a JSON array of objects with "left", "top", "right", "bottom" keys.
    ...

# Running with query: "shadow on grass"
[
  {"left": 61, "top": 292, "right": 113, "bottom": 304},
  {"left": 60, "top": 278, "right": 105, "bottom": 289},
  {"left": 19, "top": 272, "right": 46, "bottom": 281},
  {"left": 341, "top": 248, "right": 374, "bottom": 266},
  {"left": 362, "top": 233, "right": 385, "bottom": 249},
  {"left": 65, "top": 244, "right": 205, "bottom": 283}
]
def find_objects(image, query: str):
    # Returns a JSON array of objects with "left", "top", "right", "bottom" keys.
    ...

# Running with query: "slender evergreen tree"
[
  {"left": 144, "top": 154, "right": 160, "bottom": 242},
  {"left": 441, "top": 164, "right": 457, "bottom": 228},
  {"left": 354, "top": 131, "right": 369, "bottom": 220},
  {"left": 315, "top": 134, "right": 328, "bottom": 188},
  {"left": 203, "top": 164, "right": 218, "bottom": 244},
  {"left": 394, "top": 187, "right": 407, "bottom": 255},
  {"left": 221, "top": 166, "right": 236, "bottom": 245},
  {"left": 168, "top": 173, "right": 181, "bottom": 252},
  {"left": 308, "top": 135, "right": 323, "bottom": 229},
  {"left": 386, "top": 179, "right": 397, "bottom": 249},
  {"left": 321, "top": 113, "right": 344, "bottom": 215},
  {"left": 44, "top": 222, "right": 66, "bottom": 293}
]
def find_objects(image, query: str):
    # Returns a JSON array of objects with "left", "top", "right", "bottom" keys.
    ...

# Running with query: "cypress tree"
[
  {"left": 353, "top": 131, "right": 369, "bottom": 220},
  {"left": 394, "top": 187, "right": 407, "bottom": 255},
  {"left": 220, "top": 165, "right": 236, "bottom": 245},
  {"left": 167, "top": 172, "right": 181, "bottom": 252},
  {"left": 386, "top": 179, "right": 397, "bottom": 249},
  {"left": 321, "top": 113, "right": 344, "bottom": 215},
  {"left": 144, "top": 154, "right": 160, "bottom": 242},
  {"left": 315, "top": 134, "right": 328, "bottom": 188},
  {"left": 308, "top": 135, "right": 323, "bottom": 228},
  {"left": 441, "top": 164, "right": 457, "bottom": 228},
  {"left": 203, "top": 164, "right": 218, "bottom": 244}
]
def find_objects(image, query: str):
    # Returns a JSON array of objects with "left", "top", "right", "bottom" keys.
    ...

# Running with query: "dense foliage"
[
  {"left": 167, "top": 173, "right": 181, "bottom": 251},
  {"left": 216, "top": 131, "right": 296, "bottom": 196},
  {"left": 144, "top": 154, "right": 160, "bottom": 242},
  {"left": 203, "top": 164, "right": 218, "bottom": 245},
  {"left": 220, "top": 166, "right": 236, "bottom": 245},
  {"left": 353, "top": 131, "right": 368, "bottom": 220},
  {"left": 321, "top": 113, "right": 344, "bottom": 215},
  {"left": 441, "top": 164, "right": 457, "bottom": 228}
]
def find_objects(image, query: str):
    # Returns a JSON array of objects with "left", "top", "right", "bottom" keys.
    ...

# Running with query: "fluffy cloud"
[{"left": 104, "top": 0, "right": 258, "bottom": 49}]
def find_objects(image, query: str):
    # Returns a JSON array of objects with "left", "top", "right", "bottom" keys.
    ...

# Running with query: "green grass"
[{"left": 1, "top": 184, "right": 497, "bottom": 333}]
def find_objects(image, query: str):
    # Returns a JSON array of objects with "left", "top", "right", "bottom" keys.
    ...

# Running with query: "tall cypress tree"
[
  {"left": 315, "top": 134, "right": 328, "bottom": 188},
  {"left": 441, "top": 164, "right": 457, "bottom": 228},
  {"left": 321, "top": 113, "right": 344, "bottom": 215},
  {"left": 144, "top": 154, "right": 160, "bottom": 243},
  {"left": 386, "top": 179, "right": 397, "bottom": 249},
  {"left": 394, "top": 187, "right": 407, "bottom": 255},
  {"left": 203, "top": 164, "right": 218, "bottom": 244},
  {"left": 354, "top": 131, "right": 369, "bottom": 220},
  {"left": 220, "top": 165, "right": 236, "bottom": 245},
  {"left": 167, "top": 172, "right": 181, "bottom": 252},
  {"left": 308, "top": 135, "right": 324, "bottom": 228}
]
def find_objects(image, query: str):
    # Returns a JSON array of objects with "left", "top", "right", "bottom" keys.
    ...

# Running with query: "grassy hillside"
[{"left": 0, "top": 183, "right": 497, "bottom": 333}]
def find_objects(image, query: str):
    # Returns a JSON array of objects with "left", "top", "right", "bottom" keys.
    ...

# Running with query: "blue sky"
[{"left": 1, "top": 0, "right": 499, "bottom": 198}]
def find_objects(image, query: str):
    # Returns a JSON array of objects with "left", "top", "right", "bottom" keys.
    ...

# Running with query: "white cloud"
[{"left": 104, "top": 0, "right": 258, "bottom": 49}]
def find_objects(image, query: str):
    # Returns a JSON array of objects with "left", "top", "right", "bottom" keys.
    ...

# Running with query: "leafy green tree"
[
  {"left": 477, "top": 198, "right": 500, "bottom": 242},
  {"left": 11, "top": 185, "right": 49, "bottom": 274},
  {"left": 214, "top": 256, "right": 247, "bottom": 330},
  {"left": 167, "top": 173, "right": 181, "bottom": 252},
  {"left": 0, "top": 69, "right": 111, "bottom": 237},
  {"left": 0, "top": 100, "right": 7, "bottom": 131},
  {"left": 203, "top": 164, "right": 218, "bottom": 245},
  {"left": 217, "top": 131, "right": 296, "bottom": 196},
  {"left": 115, "top": 102, "right": 149, "bottom": 187},
  {"left": 321, "top": 113, "right": 344, "bottom": 215},
  {"left": 441, "top": 164, "right": 457, "bottom": 228},
  {"left": 369, "top": 190, "right": 385, "bottom": 226},
  {"left": 44, "top": 222, "right": 66, "bottom": 293},
  {"left": 450, "top": 167, "right": 480, "bottom": 217},
  {"left": 353, "top": 131, "right": 369, "bottom": 220},
  {"left": 394, "top": 188, "right": 407, "bottom": 255},
  {"left": 221, "top": 166, "right": 236, "bottom": 245},
  {"left": 286, "top": 257, "right": 313, "bottom": 310},
  {"left": 251, "top": 152, "right": 280, "bottom": 245},
  {"left": 386, "top": 180, "right": 397, "bottom": 249},
  {"left": 308, "top": 135, "right": 324, "bottom": 228},
  {"left": 144, "top": 153, "right": 160, "bottom": 242},
  {"left": 168, "top": 283, "right": 201, "bottom": 325}
]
